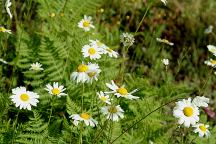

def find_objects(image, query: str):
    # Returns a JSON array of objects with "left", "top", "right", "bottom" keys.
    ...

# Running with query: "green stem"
[
  {"left": 12, "top": 110, "right": 20, "bottom": 144},
  {"left": 110, "top": 98, "right": 183, "bottom": 143}
]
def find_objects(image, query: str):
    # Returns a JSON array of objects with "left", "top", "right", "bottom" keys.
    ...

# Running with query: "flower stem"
[{"left": 110, "top": 98, "right": 183, "bottom": 143}]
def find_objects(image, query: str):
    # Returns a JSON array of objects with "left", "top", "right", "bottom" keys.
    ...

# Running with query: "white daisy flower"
[
  {"left": 104, "top": 47, "right": 118, "bottom": 58},
  {"left": 192, "top": 96, "right": 209, "bottom": 108},
  {"left": 5, "top": 0, "right": 12, "bottom": 19},
  {"left": 173, "top": 98, "right": 199, "bottom": 127},
  {"left": 45, "top": 82, "right": 67, "bottom": 97},
  {"left": 120, "top": 32, "right": 135, "bottom": 47},
  {"left": 101, "top": 105, "right": 124, "bottom": 121},
  {"left": 156, "top": 38, "right": 174, "bottom": 46},
  {"left": 160, "top": 0, "right": 167, "bottom": 5},
  {"left": 207, "top": 45, "right": 216, "bottom": 56},
  {"left": 105, "top": 80, "right": 139, "bottom": 100},
  {"left": 205, "top": 25, "right": 213, "bottom": 34},
  {"left": 30, "top": 62, "right": 44, "bottom": 71},
  {"left": 82, "top": 44, "right": 102, "bottom": 60},
  {"left": 161, "top": 58, "right": 169, "bottom": 66},
  {"left": 97, "top": 91, "right": 111, "bottom": 105},
  {"left": 0, "top": 26, "right": 12, "bottom": 34},
  {"left": 10, "top": 87, "right": 39, "bottom": 110},
  {"left": 86, "top": 63, "right": 101, "bottom": 83},
  {"left": 69, "top": 113, "right": 98, "bottom": 127},
  {"left": 193, "top": 123, "right": 210, "bottom": 138},
  {"left": 89, "top": 39, "right": 118, "bottom": 58},
  {"left": 89, "top": 39, "right": 107, "bottom": 49},
  {"left": 78, "top": 15, "right": 95, "bottom": 31},
  {"left": 71, "top": 62, "right": 89, "bottom": 83},
  {"left": 204, "top": 59, "right": 216, "bottom": 68}
]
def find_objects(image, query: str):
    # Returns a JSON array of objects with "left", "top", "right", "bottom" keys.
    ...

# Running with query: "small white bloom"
[
  {"left": 120, "top": 32, "right": 135, "bottom": 47},
  {"left": 69, "top": 113, "right": 98, "bottom": 127},
  {"left": 105, "top": 80, "right": 139, "bottom": 100},
  {"left": 78, "top": 15, "right": 95, "bottom": 31},
  {"left": 160, "top": 0, "right": 167, "bottom": 5},
  {"left": 97, "top": 91, "right": 111, "bottom": 105},
  {"left": 205, "top": 25, "right": 213, "bottom": 34},
  {"left": 156, "top": 38, "right": 174, "bottom": 46},
  {"left": 0, "top": 58, "right": 8, "bottom": 64},
  {"left": 173, "top": 98, "right": 199, "bottom": 127},
  {"left": 45, "top": 82, "right": 67, "bottom": 97},
  {"left": 0, "top": 26, "right": 12, "bottom": 34},
  {"left": 10, "top": 87, "right": 39, "bottom": 110},
  {"left": 5, "top": 0, "right": 12, "bottom": 19},
  {"left": 161, "top": 58, "right": 169, "bottom": 66},
  {"left": 30, "top": 62, "right": 44, "bottom": 71},
  {"left": 89, "top": 39, "right": 107, "bottom": 49},
  {"left": 101, "top": 105, "right": 124, "bottom": 121},
  {"left": 192, "top": 96, "right": 209, "bottom": 108},
  {"left": 71, "top": 62, "right": 89, "bottom": 83},
  {"left": 82, "top": 44, "right": 102, "bottom": 60},
  {"left": 204, "top": 59, "right": 216, "bottom": 68},
  {"left": 86, "top": 63, "right": 101, "bottom": 83},
  {"left": 193, "top": 123, "right": 210, "bottom": 138},
  {"left": 207, "top": 45, "right": 216, "bottom": 56}
]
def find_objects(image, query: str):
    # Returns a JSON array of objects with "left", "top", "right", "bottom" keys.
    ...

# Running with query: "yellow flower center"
[
  {"left": 20, "top": 94, "right": 29, "bottom": 102},
  {"left": 77, "top": 64, "right": 88, "bottom": 72},
  {"left": 162, "top": 39, "right": 169, "bottom": 44},
  {"left": 52, "top": 88, "right": 60, "bottom": 95},
  {"left": 100, "top": 96, "right": 107, "bottom": 101},
  {"left": 199, "top": 125, "right": 207, "bottom": 132},
  {"left": 183, "top": 107, "right": 193, "bottom": 117},
  {"left": 0, "top": 27, "right": 6, "bottom": 32},
  {"left": 211, "top": 60, "right": 216, "bottom": 65},
  {"left": 88, "top": 48, "right": 96, "bottom": 55},
  {"left": 83, "top": 21, "right": 90, "bottom": 27},
  {"left": 50, "top": 13, "right": 55, "bottom": 17},
  {"left": 108, "top": 106, "right": 118, "bottom": 113},
  {"left": 80, "top": 113, "right": 90, "bottom": 120},
  {"left": 88, "top": 72, "right": 96, "bottom": 77},
  {"left": 117, "top": 87, "right": 128, "bottom": 95}
]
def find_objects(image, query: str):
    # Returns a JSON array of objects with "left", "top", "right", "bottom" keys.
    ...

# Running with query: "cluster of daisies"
[
  {"left": 173, "top": 96, "right": 211, "bottom": 138},
  {"left": 68, "top": 15, "right": 139, "bottom": 127},
  {"left": 204, "top": 45, "right": 216, "bottom": 70}
]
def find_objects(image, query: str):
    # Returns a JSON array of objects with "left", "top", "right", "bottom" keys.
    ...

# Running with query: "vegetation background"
[{"left": 0, "top": 0, "right": 216, "bottom": 143}]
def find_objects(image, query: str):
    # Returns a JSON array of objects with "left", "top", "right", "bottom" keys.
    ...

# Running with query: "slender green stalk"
[
  {"left": 12, "top": 110, "right": 20, "bottom": 144},
  {"left": 110, "top": 98, "right": 183, "bottom": 143}
]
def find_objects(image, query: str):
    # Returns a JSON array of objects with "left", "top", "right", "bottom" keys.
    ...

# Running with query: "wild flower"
[
  {"left": 0, "top": 26, "right": 12, "bottom": 34},
  {"left": 204, "top": 59, "right": 216, "bottom": 68},
  {"left": 30, "top": 62, "right": 44, "bottom": 71},
  {"left": 192, "top": 96, "right": 209, "bottom": 108},
  {"left": 173, "top": 98, "right": 199, "bottom": 127},
  {"left": 97, "top": 91, "right": 111, "bottom": 105},
  {"left": 78, "top": 15, "right": 95, "bottom": 31},
  {"left": 86, "top": 63, "right": 101, "bottom": 83},
  {"left": 82, "top": 44, "right": 103, "bottom": 60},
  {"left": 69, "top": 113, "right": 98, "bottom": 127},
  {"left": 5, "top": 0, "right": 12, "bottom": 19},
  {"left": 161, "top": 59, "right": 169, "bottom": 66},
  {"left": 71, "top": 62, "right": 101, "bottom": 83},
  {"left": 193, "top": 123, "right": 211, "bottom": 138},
  {"left": 10, "top": 87, "right": 39, "bottom": 110},
  {"left": 105, "top": 80, "right": 139, "bottom": 100},
  {"left": 204, "top": 25, "right": 213, "bottom": 34},
  {"left": 160, "top": 0, "right": 167, "bottom": 5},
  {"left": 156, "top": 38, "right": 174, "bottom": 46},
  {"left": 101, "top": 105, "right": 124, "bottom": 121},
  {"left": 45, "top": 82, "right": 67, "bottom": 97},
  {"left": 120, "top": 32, "right": 135, "bottom": 47},
  {"left": 207, "top": 45, "right": 216, "bottom": 56}
]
